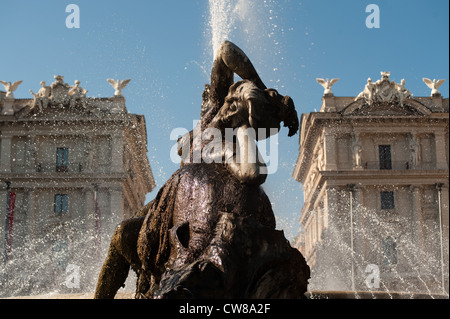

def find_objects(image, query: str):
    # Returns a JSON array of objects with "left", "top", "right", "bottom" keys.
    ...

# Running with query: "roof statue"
[
  {"left": 69, "top": 80, "right": 88, "bottom": 98},
  {"left": 355, "top": 78, "right": 375, "bottom": 105},
  {"left": 49, "top": 75, "right": 71, "bottom": 106},
  {"left": 380, "top": 71, "right": 391, "bottom": 79},
  {"left": 423, "top": 78, "right": 445, "bottom": 96},
  {"left": 396, "top": 79, "right": 413, "bottom": 106},
  {"left": 29, "top": 81, "right": 51, "bottom": 112},
  {"left": 107, "top": 78, "right": 131, "bottom": 97},
  {"left": 51, "top": 75, "right": 69, "bottom": 89},
  {"left": 1, "top": 75, "right": 136, "bottom": 116},
  {"left": 316, "top": 78, "right": 339, "bottom": 96},
  {"left": 29, "top": 81, "right": 50, "bottom": 99},
  {"left": 0, "top": 80, "right": 23, "bottom": 99},
  {"left": 355, "top": 72, "right": 413, "bottom": 106}
]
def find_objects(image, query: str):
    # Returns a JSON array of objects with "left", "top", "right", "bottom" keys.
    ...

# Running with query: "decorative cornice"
[
  {"left": 0, "top": 75, "right": 131, "bottom": 116},
  {"left": 342, "top": 98, "right": 432, "bottom": 117},
  {"left": 354, "top": 72, "right": 413, "bottom": 107}
]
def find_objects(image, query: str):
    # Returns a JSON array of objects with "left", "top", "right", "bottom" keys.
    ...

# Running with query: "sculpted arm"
[
  {"left": 223, "top": 125, "right": 267, "bottom": 185},
  {"left": 209, "top": 41, "right": 266, "bottom": 108}
]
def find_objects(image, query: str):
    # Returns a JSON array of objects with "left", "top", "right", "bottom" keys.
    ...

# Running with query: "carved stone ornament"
[
  {"left": 423, "top": 78, "right": 445, "bottom": 96},
  {"left": 29, "top": 81, "right": 51, "bottom": 112},
  {"left": 316, "top": 78, "right": 339, "bottom": 96},
  {"left": 107, "top": 78, "right": 131, "bottom": 97},
  {"left": 50, "top": 75, "right": 71, "bottom": 105},
  {"left": 355, "top": 72, "right": 412, "bottom": 106},
  {"left": 0, "top": 80, "right": 23, "bottom": 99}
]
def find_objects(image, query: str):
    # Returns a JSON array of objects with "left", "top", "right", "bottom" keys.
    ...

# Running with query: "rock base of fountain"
[{"left": 94, "top": 163, "right": 310, "bottom": 299}]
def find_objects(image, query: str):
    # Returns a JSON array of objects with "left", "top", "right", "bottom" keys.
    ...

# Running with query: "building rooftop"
[
  {"left": 0, "top": 75, "right": 133, "bottom": 117},
  {"left": 293, "top": 72, "right": 449, "bottom": 184},
  {"left": 0, "top": 75, "right": 156, "bottom": 194}
]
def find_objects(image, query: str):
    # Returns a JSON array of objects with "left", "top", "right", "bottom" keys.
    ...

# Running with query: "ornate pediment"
[
  {"left": 355, "top": 72, "right": 413, "bottom": 106},
  {"left": 10, "top": 75, "right": 89, "bottom": 117},
  {"left": 342, "top": 99, "right": 431, "bottom": 117},
  {"left": 37, "top": 75, "right": 87, "bottom": 108},
  {"left": 342, "top": 72, "right": 432, "bottom": 117},
  {"left": 2, "top": 75, "right": 129, "bottom": 118}
]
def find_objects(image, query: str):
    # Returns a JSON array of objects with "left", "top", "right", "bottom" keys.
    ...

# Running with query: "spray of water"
[
  {"left": 305, "top": 198, "right": 449, "bottom": 297},
  {"left": 209, "top": 0, "right": 233, "bottom": 57},
  {"left": 0, "top": 216, "right": 138, "bottom": 298},
  {"left": 207, "top": 0, "right": 285, "bottom": 84}
]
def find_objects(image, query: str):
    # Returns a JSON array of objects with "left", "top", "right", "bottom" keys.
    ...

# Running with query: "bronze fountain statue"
[{"left": 94, "top": 41, "right": 310, "bottom": 299}]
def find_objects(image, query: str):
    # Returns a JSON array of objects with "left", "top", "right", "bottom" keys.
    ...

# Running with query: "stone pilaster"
[
  {"left": 83, "top": 187, "right": 94, "bottom": 237},
  {"left": 110, "top": 133, "right": 124, "bottom": 173},
  {"left": 110, "top": 188, "right": 124, "bottom": 221},
  {"left": 0, "top": 187, "right": 7, "bottom": 263},
  {"left": 438, "top": 184, "right": 449, "bottom": 293},
  {"left": 435, "top": 131, "right": 447, "bottom": 170},
  {"left": 411, "top": 185, "right": 424, "bottom": 260},
  {"left": 1, "top": 98, "right": 15, "bottom": 115},
  {"left": 0, "top": 135, "right": 12, "bottom": 172},
  {"left": 324, "top": 132, "right": 337, "bottom": 171},
  {"left": 352, "top": 185, "right": 364, "bottom": 253},
  {"left": 324, "top": 186, "right": 338, "bottom": 227}
]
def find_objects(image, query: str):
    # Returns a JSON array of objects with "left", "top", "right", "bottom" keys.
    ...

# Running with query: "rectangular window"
[
  {"left": 56, "top": 147, "right": 69, "bottom": 172},
  {"left": 52, "top": 241, "right": 68, "bottom": 270},
  {"left": 381, "top": 191, "right": 395, "bottom": 210},
  {"left": 382, "top": 237, "right": 397, "bottom": 265},
  {"left": 55, "top": 194, "right": 69, "bottom": 214},
  {"left": 379, "top": 145, "right": 392, "bottom": 170}
]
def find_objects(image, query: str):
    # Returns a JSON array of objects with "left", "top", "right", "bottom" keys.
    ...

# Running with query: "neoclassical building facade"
[
  {"left": 0, "top": 76, "right": 155, "bottom": 296},
  {"left": 293, "top": 73, "right": 449, "bottom": 295}
]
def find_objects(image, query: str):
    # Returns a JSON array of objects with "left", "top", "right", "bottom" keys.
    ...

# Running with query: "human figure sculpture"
[
  {"left": 355, "top": 78, "right": 375, "bottom": 105},
  {"left": 69, "top": 80, "right": 88, "bottom": 98},
  {"left": 30, "top": 81, "right": 51, "bottom": 111},
  {"left": 68, "top": 80, "right": 88, "bottom": 107},
  {"left": 353, "top": 144, "right": 363, "bottom": 168},
  {"left": 396, "top": 79, "right": 412, "bottom": 106},
  {"left": 94, "top": 41, "right": 308, "bottom": 299},
  {"left": 191, "top": 41, "right": 298, "bottom": 185},
  {"left": 409, "top": 135, "right": 421, "bottom": 168},
  {"left": 356, "top": 73, "right": 414, "bottom": 107}
]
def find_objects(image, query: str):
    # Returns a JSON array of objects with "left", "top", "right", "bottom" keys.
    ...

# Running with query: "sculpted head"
[{"left": 212, "top": 80, "right": 298, "bottom": 140}]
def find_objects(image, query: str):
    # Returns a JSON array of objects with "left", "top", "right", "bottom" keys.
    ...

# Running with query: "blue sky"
[{"left": 1, "top": 0, "right": 448, "bottom": 240}]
